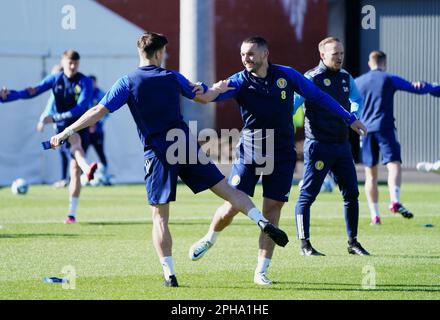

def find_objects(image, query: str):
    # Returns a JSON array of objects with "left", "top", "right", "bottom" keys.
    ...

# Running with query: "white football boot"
[
  {"left": 189, "top": 239, "right": 213, "bottom": 261},
  {"left": 254, "top": 272, "right": 273, "bottom": 286}
]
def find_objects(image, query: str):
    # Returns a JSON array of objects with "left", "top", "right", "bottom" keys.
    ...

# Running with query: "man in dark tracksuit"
[{"left": 294, "top": 37, "right": 370, "bottom": 256}]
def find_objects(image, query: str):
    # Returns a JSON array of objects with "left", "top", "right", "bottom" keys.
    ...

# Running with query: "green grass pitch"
[{"left": 0, "top": 183, "right": 439, "bottom": 300}]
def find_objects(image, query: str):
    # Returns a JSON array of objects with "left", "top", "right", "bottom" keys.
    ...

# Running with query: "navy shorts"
[
  {"left": 361, "top": 129, "right": 401, "bottom": 167},
  {"left": 228, "top": 158, "right": 295, "bottom": 202},
  {"left": 144, "top": 154, "right": 224, "bottom": 205}
]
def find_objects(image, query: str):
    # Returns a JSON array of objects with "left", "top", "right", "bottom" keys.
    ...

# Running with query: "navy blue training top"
[
  {"left": 215, "top": 63, "right": 356, "bottom": 160},
  {"left": 100, "top": 65, "right": 199, "bottom": 157},
  {"left": 355, "top": 69, "right": 433, "bottom": 132},
  {"left": 1, "top": 71, "right": 93, "bottom": 123}
]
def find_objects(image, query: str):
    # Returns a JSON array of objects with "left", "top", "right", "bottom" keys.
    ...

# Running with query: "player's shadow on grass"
[
  {"left": 0, "top": 233, "right": 80, "bottom": 239},
  {"left": 329, "top": 253, "right": 440, "bottom": 260},
  {"left": 201, "top": 279, "right": 440, "bottom": 292},
  {"left": 276, "top": 281, "right": 440, "bottom": 292},
  {"left": 82, "top": 220, "right": 212, "bottom": 226},
  {"left": 376, "top": 254, "right": 440, "bottom": 260},
  {"left": 82, "top": 221, "right": 149, "bottom": 226}
]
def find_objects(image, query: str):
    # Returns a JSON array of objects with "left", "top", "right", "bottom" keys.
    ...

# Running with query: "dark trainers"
[
  {"left": 389, "top": 202, "right": 414, "bottom": 219},
  {"left": 348, "top": 240, "right": 370, "bottom": 256},
  {"left": 300, "top": 240, "right": 325, "bottom": 256},
  {"left": 259, "top": 221, "right": 289, "bottom": 247},
  {"left": 164, "top": 275, "right": 179, "bottom": 287}
]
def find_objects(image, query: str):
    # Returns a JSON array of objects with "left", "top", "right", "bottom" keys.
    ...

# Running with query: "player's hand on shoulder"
[{"left": 350, "top": 119, "right": 368, "bottom": 136}]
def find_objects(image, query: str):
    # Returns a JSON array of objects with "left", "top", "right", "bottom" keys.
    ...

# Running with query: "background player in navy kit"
[
  {"left": 416, "top": 84, "right": 440, "bottom": 173},
  {"left": 0, "top": 50, "right": 97, "bottom": 224},
  {"left": 355, "top": 51, "right": 435, "bottom": 225},
  {"left": 83, "top": 75, "right": 112, "bottom": 185},
  {"left": 189, "top": 36, "right": 367, "bottom": 285},
  {"left": 49, "top": 32, "right": 289, "bottom": 288},
  {"left": 36, "top": 64, "right": 70, "bottom": 188},
  {"left": 417, "top": 84, "right": 440, "bottom": 174},
  {"left": 294, "top": 37, "right": 370, "bottom": 256}
]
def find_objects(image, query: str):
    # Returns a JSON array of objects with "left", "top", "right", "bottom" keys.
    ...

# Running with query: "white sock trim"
[
  {"left": 247, "top": 208, "right": 268, "bottom": 225},
  {"left": 160, "top": 256, "right": 175, "bottom": 278},
  {"left": 390, "top": 186, "right": 401, "bottom": 203},
  {"left": 255, "top": 257, "right": 271, "bottom": 274},
  {"left": 204, "top": 230, "right": 219, "bottom": 245},
  {"left": 68, "top": 197, "right": 79, "bottom": 216},
  {"left": 368, "top": 202, "right": 380, "bottom": 219}
]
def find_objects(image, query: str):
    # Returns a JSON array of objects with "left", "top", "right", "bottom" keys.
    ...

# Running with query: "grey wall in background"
[{"left": 359, "top": 0, "right": 440, "bottom": 167}]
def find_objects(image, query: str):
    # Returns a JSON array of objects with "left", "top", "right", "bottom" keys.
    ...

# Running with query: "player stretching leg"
[{"left": 0, "top": 50, "right": 98, "bottom": 224}]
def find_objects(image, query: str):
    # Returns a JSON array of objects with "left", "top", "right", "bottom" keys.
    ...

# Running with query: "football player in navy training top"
[
  {"left": 49, "top": 32, "right": 289, "bottom": 288},
  {"left": 355, "top": 50, "right": 435, "bottom": 225},
  {"left": 293, "top": 37, "right": 370, "bottom": 257},
  {"left": 0, "top": 50, "right": 98, "bottom": 224},
  {"left": 189, "top": 36, "right": 368, "bottom": 285},
  {"left": 36, "top": 64, "right": 70, "bottom": 188}
]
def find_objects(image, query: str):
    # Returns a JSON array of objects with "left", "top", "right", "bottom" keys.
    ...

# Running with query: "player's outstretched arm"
[
  {"left": 291, "top": 70, "right": 358, "bottom": 126},
  {"left": 0, "top": 87, "right": 34, "bottom": 103},
  {"left": 392, "top": 76, "right": 433, "bottom": 94},
  {"left": 1, "top": 74, "right": 56, "bottom": 103},
  {"left": 50, "top": 104, "right": 109, "bottom": 148},
  {"left": 194, "top": 80, "right": 235, "bottom": 104}
]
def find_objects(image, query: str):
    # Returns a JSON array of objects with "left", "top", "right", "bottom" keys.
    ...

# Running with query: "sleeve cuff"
[
  {"left": 346, "top": 112, "right": 358, "bottom": 125},
  {"left": 197, "top": 82, "right": 209, "bottom": 94},
  {"left": 53, "top": 111, "right": 73, "bottom": 122}
]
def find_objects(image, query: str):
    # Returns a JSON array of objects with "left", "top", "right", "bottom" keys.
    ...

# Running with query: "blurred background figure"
[
  {"left": 356, "top": 50, "right": 435, "bottom": 225},
  {"left": 82, "top": 75, "right": 113, "bottom": 186},
  {"left": 417, "top": 160, "right": 440, "bottom": 174},
  {"left": 36, "top": 64, "right": 70, "bottom": 188}
]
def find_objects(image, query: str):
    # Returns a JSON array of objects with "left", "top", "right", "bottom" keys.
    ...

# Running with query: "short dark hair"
[
  {"left": 369, "top": 50, "right": 387, "bottom": 65},
  {"left": 137, "top": 32, "right": 168, "bottom": 59},
  {"left": 62, "top": 49, "right": 80, "bottom": 60},
  {"left": 242, "top": 36, "right": 268, "bottom": 49}
]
